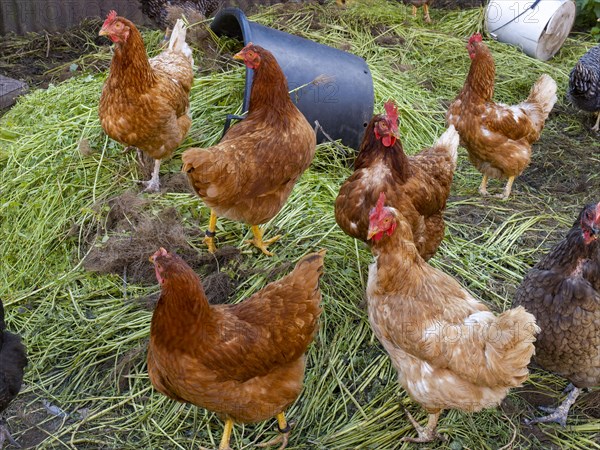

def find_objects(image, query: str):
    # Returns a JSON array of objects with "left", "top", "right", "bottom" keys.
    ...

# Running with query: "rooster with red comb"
[{"left": 335, "top": 100, "right": 459, "bottom": 261}]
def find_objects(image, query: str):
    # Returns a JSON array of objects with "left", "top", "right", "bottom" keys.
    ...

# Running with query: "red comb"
[
  {"left": 376, "top": 192, "right": 386, "bottom": 213},
  {"left": 469, "top": 33, "right": 483, "bottom": 44},
  {"left": 151, "top": 247, "right": 169, "bottom": 259},
  {"left": 384, "top": 100, "right": 398, "bottom": 124},
  {"left": 103, "top": 10, "right": 117, "bottom": 26}
]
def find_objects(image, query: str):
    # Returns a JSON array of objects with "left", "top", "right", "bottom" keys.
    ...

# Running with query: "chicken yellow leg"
[
  {"left": 423, "top": 4, "right": 431, "bottom": 23},
  {"left": 256, "top": 412, "right": 293, "bottom": 450},
  {"left": 246, "top": 225, "right": 280, "bottom": 257},
  {"left": 204, "top": 209, "right": 218, "bottom": 254},
  {"left": 401, "top": 409, "right": 445, "bottom": 443},
  {"left": 219, "top": 418, "right": 234, "bottom": 450},
  {"left": 478, "top": 174, "right": 489, "bottom": 196},
  {"left": 411, "top": 5, "right": 417, "bottom": 17},
  {"left": 593, "top": 111, "right": 600, "bottom": 132},
  {"left": 499, "top": 175, "right": 515, "bottom": 199}
]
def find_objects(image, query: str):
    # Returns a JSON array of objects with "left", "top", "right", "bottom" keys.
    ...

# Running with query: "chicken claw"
[
  {"left": 256, "top": 413, "right": 294, "bottom": 450},
  {"left": 592, "top": 112, "right": 600, "bottom": 132},
  {"left": 138, "top": 159, "right": 162, "bottom": 193},
  {"left": 0, "top": 419, "right": 19, "bottom": 449},
  {"left": 478, "top": 174, "right": 489, "bottom": 197},
  {"left": 246, "top": 226, "right": 280, "bottom": 256},
  {"left": 401, "top": 409, "right": 446, "bottom": 443},
  {"left": 525, "top": 385, "right": 581, "bottom": 427}
]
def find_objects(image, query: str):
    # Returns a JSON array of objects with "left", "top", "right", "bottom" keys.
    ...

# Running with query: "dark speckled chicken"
[
  {"left": 514, "top": 203, "right": 600, "bottom": 426},
  {"left": 139, "top": 0, "right": 325, "bottom": 28},
  {"left": 0, "top": 299, "right": 27, "bottom": 448},
  {"left": 140, "top": 0, "right": 220, "bottom": 28},
  {"left": 568, "top": 45, "right": 600, "bottom": 131}
]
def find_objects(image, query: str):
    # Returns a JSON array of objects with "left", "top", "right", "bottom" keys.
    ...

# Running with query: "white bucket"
[{"left": 485, "top": 0, "right": 576, "bottom": 61}]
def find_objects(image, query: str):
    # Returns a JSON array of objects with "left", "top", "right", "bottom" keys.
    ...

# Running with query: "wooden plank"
[{"left": 0, "top": 75, "right": 28, "bottom": 109}]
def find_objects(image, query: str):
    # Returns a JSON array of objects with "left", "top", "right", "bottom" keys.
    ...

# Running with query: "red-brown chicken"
[
  {"left": 147, "top": 248, "right": 324, "bottom": 450},
  {"left": 335, "top": 101, "right": 458, "bottom": 261},
  {"left": 514, "top": 202, "right": 599, "bottom": 426},
  {"left": 99, "top": 11, "right": 194, "bottom": 192},
  {"left": 446, "top": 33, "right": 557, "bottom": 199},
  {"left": 182, "top": 43, "right": 316, "bottom": 256},
  {"left": 366, "top": 192, "right": 539, "bottom": 442}
]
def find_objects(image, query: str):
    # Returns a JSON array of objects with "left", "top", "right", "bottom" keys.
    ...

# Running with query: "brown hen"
[
  {"left": 366, "top": 193, "right": 539, "bottom": 442},
  {"left": 99, "top": 11, "right": 194, "bottom": 192},
  {"left": 147, "top": 248, "right": 324, "bottom": 449},
  {"left": 446, "top": 33, "right": 557, "bottom": 199},
  {"left": 335, "top": 101, "right": 458, "bottom": 261},
  {"left": 182, "top": 44, "right": 316, "bottom": 256},
  {"left": 514, "top": 202, "right": 599, "bottom": 426}
]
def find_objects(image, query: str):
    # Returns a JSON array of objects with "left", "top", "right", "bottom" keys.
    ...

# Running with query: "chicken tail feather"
[
  {"left": 294, "top": 250, "right": 326, "bottom": 281},
  {"left": 169, "top": 19, "right": 193, "bottom": 65},
  {"left": 433, "top": 124, "right": 459, "bottom": 166},
  {"left": 483, "top": 306, "right": 540, "bottom": 387},
  {"left": 526, "top": 74, "right": 558, "bottom": 118}
]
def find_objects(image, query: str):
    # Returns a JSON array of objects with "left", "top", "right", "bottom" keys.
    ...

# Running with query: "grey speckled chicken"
[
  {"left": 568, "top": 45, "right": 600, "bottom": 131},
  {"left": 0, "top": 299, "right": 27, "bottom": 449},
  {"left": 514, "top": 202, "right": 600, "bottom": 426}
]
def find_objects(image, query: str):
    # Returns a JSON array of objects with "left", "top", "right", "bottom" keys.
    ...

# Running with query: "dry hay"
[{"left": 82, "top": 191, "right": 242, "bottom": 305}]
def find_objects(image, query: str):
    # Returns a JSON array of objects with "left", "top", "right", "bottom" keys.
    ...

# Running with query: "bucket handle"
[{"left": 488, "top": 0, "right": 542, "bottom": 35}]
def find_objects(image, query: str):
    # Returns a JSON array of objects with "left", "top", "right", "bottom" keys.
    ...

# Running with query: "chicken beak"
[
  {"left": 99, "top": 28, "right": 109, "bottom": 37},
  {"left": 233, "top": 50, "right": 245, "bottom": 61},
  {"left": 367, "top": 227, "right": 379, "bottom": 240}
]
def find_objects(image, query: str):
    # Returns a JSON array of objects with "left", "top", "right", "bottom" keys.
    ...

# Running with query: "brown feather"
[
  {"left": 98, "top": 16, "right": 193, "bottom": 161},
  {"left": 367, "top": 210, "right": 538, "bottom": 414},
  {"left": 335, "top": 121, "right": 457, "bottom": 260},
  {"left": 182, "top": 46, "right": 316, "bottom": 226},
  {"left": 446, "top": 38, "right": 556, "bottom": 181},
  {"left": 147, "top": 250, "right": 324, "bottom": 423}
]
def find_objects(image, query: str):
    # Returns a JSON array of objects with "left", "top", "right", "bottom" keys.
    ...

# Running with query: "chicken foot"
[
  {"left": 246, "top": 225, "right": 280, "bottom": 257},
  {"left": 401, "top": 409, "right": 446, "bottom": 443},
  {"left": 206, "top": 417, "right": 233, "bottom": 450},
  {"left": 0, "top": 419, "right": 18, "bottom": 449},
  {"left": 256, "top": 412, "right": 293, "bottom": 450},
  {"left": 478, "top": 174, "right": 489, "bottom": 196},
  {"left": 498, "top": 176, "right": 515, "bottom": 199},
  {"left": 525, "top": 384, "right": 581, "bottom": 427},
  {"left": 479, "top": 174, "right": 515, "bottom": 199},
  {"left": 423, "top": 4, "right": 431, "bottom": 23},
  {"left": 593, "top": 112, "right": 600, "bottom": 132},
  {"left": 139, "top": 159, "right": 161, "bottom": 193},
  {"left": 204, "top": 210, "right": 218, "bottom": 254}
]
